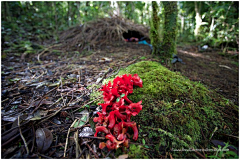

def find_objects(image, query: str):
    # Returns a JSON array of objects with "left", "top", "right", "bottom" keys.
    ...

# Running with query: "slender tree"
[
  {"left": 162, "top": 2, "right": 178, "bottom": 59},
  {"left": 150, "top": 1, "right": 161, "bottom": 55},
  {"left": 194, "top": 2, "right": 202, "bottom": 40},
  {"left": 151, "top": 1, "right": 178, "bottom": 60}
]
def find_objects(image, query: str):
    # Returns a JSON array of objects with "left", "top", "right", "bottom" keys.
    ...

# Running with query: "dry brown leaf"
[{"left": 117, "top": 154, "right": 128, "bottom": 159}]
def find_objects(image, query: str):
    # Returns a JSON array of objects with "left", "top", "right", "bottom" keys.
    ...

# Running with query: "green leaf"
[
  {"left": 130, "top": 144, "right": 137, "bottom": 150},
  {"left": 144, "top": 145, "right": 149, "bottom": 148},
  {"left": 85, "top": 105, "right": 90, "bottom": 108},
  {"left": 116, "top": 97, "right": 120, "bottom": 102},
  {"left": 120, "top": 94, "right": 125, "bottom": 98},
  {"left": 142, "top": 139, "right": 145, "bottom": 145}
]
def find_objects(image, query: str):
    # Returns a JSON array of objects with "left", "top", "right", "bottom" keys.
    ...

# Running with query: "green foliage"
[
  {"left": 178, "top": 1, "right": 238, "bottom": 51},
  {"left": 102, "top": 61, "right": 238, "bottom": 158},
  {"left": 128, "top": 144, "right": 149, "bottom": 159},
  {"left": 206, "top": 142, "right": 239, "bottom": 159}
]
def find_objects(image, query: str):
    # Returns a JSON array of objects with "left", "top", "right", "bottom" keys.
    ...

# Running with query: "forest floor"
[{"left": 1, "top": 41, "right": 238, "bottom": 158}]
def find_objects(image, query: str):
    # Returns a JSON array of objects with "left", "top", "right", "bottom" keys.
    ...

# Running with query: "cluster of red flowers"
[{"left": 93, "top": 74, "right": 143, "bottom": 150}]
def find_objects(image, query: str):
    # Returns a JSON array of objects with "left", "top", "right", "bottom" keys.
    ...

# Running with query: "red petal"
[
  {"left": 99, "top": 142, "right": 106, "bottom": 149},
  {"left": 106, "top": 140, "right": 116, "bottom": 150},
  {"left": 120, "top": 121, "right": 138, "bottom": 141},
  {"left": 99, "top": 103, "right": 109, "bottom": 115},
  {"left": 94, "top": 126, "right": 109, "bottom": 137},
  {"left": 113, "top": 123, "right": 122, "bottom": 137},
  {"left": 108, "top": 111, "right": 116, "bottom": 129},
  {"left": 132, "top": 74, "right": 143, "bottom": 88}
]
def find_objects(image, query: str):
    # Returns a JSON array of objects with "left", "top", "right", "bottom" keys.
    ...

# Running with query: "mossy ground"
[{"left": 97, "top": 61, "right": 238, "bottom": 158}]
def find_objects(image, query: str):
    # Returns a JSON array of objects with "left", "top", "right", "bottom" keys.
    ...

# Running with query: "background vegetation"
[{"left": 2, "top": 1, "right": 239, "bottom": 54}]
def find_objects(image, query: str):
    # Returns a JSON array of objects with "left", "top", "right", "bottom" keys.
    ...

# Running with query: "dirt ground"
[
  {"left": 1, "top": 41, "right": 238, "bottom": 158},
  {"left": 174, "top": 45, "right": 239, "bottom": 105}
]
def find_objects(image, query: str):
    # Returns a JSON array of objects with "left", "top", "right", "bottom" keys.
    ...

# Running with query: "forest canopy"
[{"left": 1, "top": 1, "right": 239, "bottom": 53}]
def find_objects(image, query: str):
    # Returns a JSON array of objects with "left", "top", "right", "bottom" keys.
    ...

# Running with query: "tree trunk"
[
  {"left": 150, "top": 1, "right": 161, "bottom": 55},
  {"left": 194, "top": 2, "right": 202, "bottom": 40},
  {"left": 76, "top": 2, "right": 81, "bottom": 24},
  {"left": 110, "top": 1, "right": 120, "bottom": 17},
  {"left": 161, "top": 1, "right": 178, "bottom": 59}
]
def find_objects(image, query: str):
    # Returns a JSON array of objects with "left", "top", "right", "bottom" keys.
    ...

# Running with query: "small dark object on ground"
[{"left": 171, "top": 54, "right": 185, "bottom": 64}]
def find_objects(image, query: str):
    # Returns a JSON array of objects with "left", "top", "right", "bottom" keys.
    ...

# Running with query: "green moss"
[
  {"left": 100, "top": 61, "right": 238, "bottom": 158},
  {"left": 88, "top": 84, "right": 104, "bottom": 105}
]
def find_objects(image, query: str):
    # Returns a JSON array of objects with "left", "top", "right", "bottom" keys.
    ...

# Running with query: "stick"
[
  {"left": 1, "top": 128, "right": 30, "bottom": 147},
  {"left": 64, "top": 119, "right": 77, "bottom": 157},
  {"left": 72, "top": 97, "right": 101, "bottom": 113},
  {"left": 18, "top": 116, "right": 29, "bottom": 155},
  {"left": 74, "top": 130, "right": 81, "bottom": 158},
  {"left": 79, "top": 136, "right": 105, "bottom": 140},
  {"left": 86, "top": 143, "right": 99, "bottom": 159},
  {"left": 37, "top": 44, "right": 62, "bottom": 62},
  {"left": 37, "top": 97, "right": 63, "bottom": 124}
]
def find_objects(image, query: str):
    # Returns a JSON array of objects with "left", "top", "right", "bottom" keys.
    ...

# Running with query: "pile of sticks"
[{"left": 58, "top": 17, "right": 149, "bottom": 51}]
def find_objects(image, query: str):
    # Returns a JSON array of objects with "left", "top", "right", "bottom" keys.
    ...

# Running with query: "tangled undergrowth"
[{"left": 98, "top": 61, "right": 239, "bottom": 158}]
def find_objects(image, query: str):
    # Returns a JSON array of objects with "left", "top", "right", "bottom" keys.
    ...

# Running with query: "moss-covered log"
[
  {"left": 101, "top": 61, "right": 238, "bottom": 158},
  {"left": 162, "top": 2, "right": 178, "bottom": 58}
]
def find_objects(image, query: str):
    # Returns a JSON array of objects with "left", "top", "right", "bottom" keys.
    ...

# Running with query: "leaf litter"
[{"left": 1, "top": 38, "right": 152, "bottom": 158}]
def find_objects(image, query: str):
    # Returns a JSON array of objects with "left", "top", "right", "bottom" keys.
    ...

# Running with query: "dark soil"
[
  {"left": 174, "top": 45, "right": 239, "bottom": 105},
  {"left": 1, "top": 41, "right": 238, "bottom": 158}
]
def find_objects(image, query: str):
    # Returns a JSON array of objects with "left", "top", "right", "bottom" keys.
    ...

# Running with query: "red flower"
[
  {"left": 93, "top": 112, "right": 103, "bottom": 124},
  {"left": 132, "top": 74, "right": 143, "bottom": 88},
  {"left": 106, "top": 140, "right": 116, "bottom": 150},
  {"left": 99, "top": 103, "right": 109, "bottom": 115},
  {"left": 108, "top": 110, "right": 127, "bottom": 129},
  {"left": 113, "top": 123, "right": 121, "bottom": 137},
  {"left": 127, "top": 101, "right": 142, "bottom": 116},
  {"left": 95, "top": 74, "right": 143, "bottom": 151},
  {"left": 119, "top": 121, "right": 138, "bottom": 141},
  {"left": 106, "top": 134, "right": 124, "bottom": 150},
  {"left": 112, "top": 98, "right": 124, "bottom": 110}
]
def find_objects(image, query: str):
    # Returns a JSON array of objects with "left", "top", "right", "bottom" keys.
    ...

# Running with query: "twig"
[
  {"left": 209, "top": 127, "right": 218, "bottom": 141},
  {"left": 72, "top": 97, "right": 102, "bottom": 113},
  {"left": 64, "top": 119, "right": 77, "bottom": 157},
  {"left": 37, "top": 44, "right": 62, "bottom": 62},
  {"left": 96, "top": 67, "right": 112, "bottom": 85},
  {"left": 1, "top": 98, "right": 9, "bottom": 103},
  {"left": 30, "top": 98, "right": 45, "bottom": 115},
  {"left": 49, "top": 149, "right": 56, "bottom": 157},
  {"left": 200, "top": 128, "right": 207, "bottom": 141},
  {"left": 74, "top": 130, "right": 81, "bottom": 158},
  {"left": 105, "top": 67, "right": 120, "bottom": 79},
  {"left": 80, "top": 136, "right": 105, "bottom": 140},
  {"left": 37, "top": 153, "right": 53, "bottom": 159},
  {"left": 216, "top": 132, "right": 239, "bottom": 139},
  {"left": 78, "top": 147, "right": 87, "bottom": 158},
  {"left": 18, "top": 116, "right": 29, "bottom": 155},
  {"left": 105, "top": 149, "right": 113, "bottom": 158},
  {"left": 1, "top": 128, "right": 30, "bottom": 147},
  {"left": 31, "top": 125, "right": 35, "bottom": 153},
  {"left": 190, "top": 148, "right": 206, "bottom": 159},
  {"left": 86, "top": 143, "right": 99, "bottom": 159},
  {"left": 37, "top": 97, "right": 63, "bottom": 124}
]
